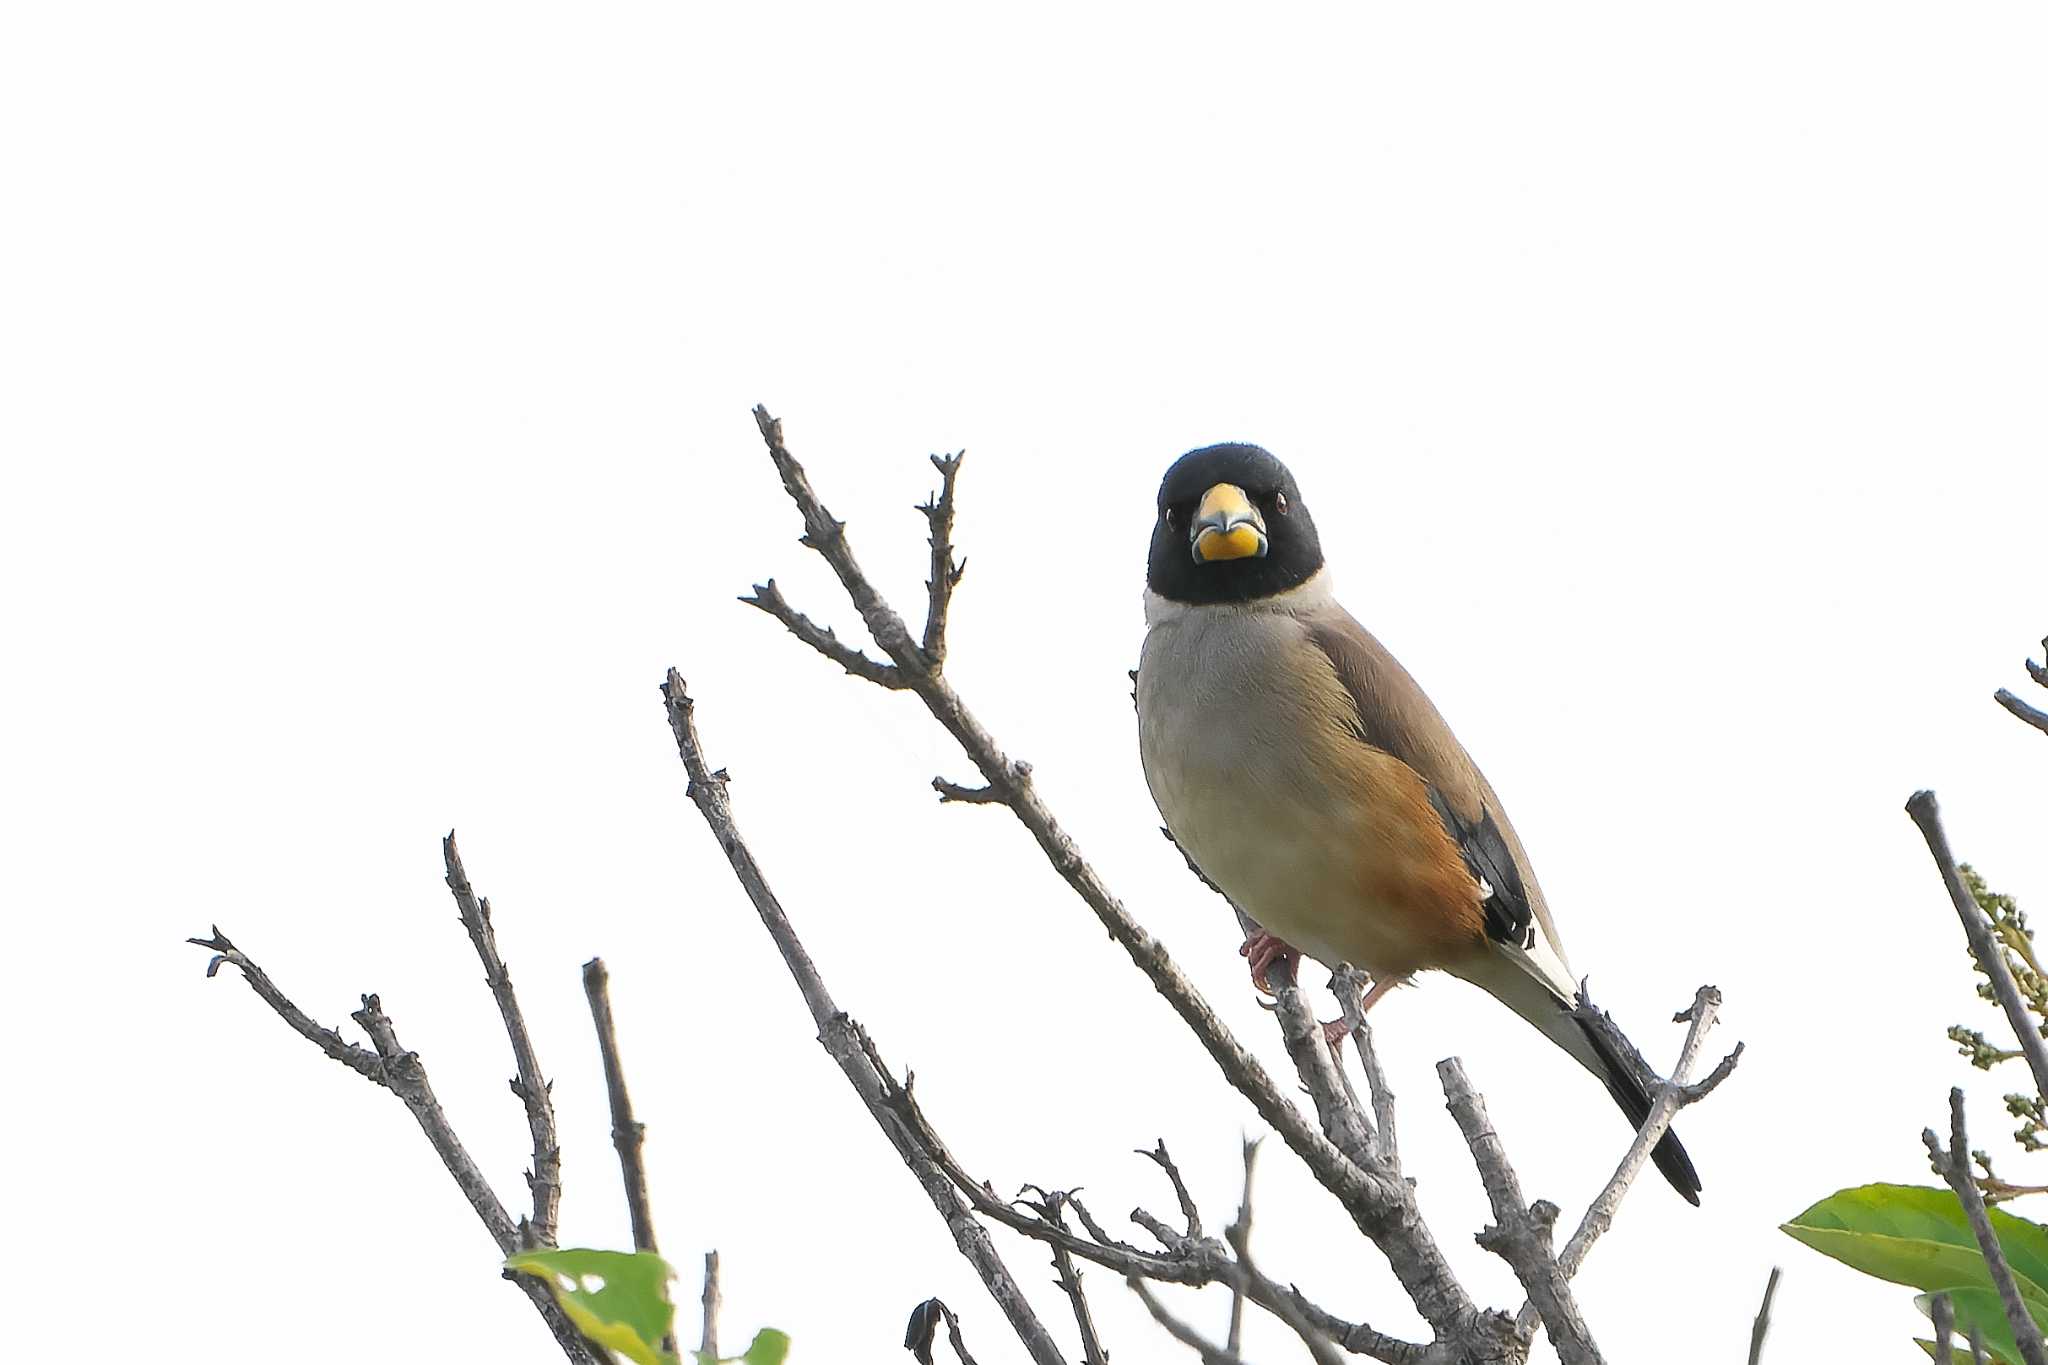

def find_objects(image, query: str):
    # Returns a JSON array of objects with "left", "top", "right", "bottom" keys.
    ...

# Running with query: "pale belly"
[{"left": 1136, "top": 609, "right": 1431, "bottom": 978}]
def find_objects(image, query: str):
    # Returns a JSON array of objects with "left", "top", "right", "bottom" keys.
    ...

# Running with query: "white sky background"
[{"left": 4, "top": 3, "right": 2046, "bottom": 1361}]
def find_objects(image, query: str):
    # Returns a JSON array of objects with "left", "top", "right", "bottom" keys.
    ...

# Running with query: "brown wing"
[{"left": 1303, "top": 607, "right": 1566, "bottom": 962}]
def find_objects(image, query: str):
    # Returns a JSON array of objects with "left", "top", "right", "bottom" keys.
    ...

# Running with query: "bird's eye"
[
  {"left": 1162, "top": 506, "right": 1181, "bottom": 529},
  {"left": 1273, "top": 492, "right": 1289, "bottom": 516}
]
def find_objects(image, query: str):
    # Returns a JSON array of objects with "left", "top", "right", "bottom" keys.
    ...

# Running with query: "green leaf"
[
  {"left": 1781, "top": 1184, "right": 2048, "bottom": 1309},
  {"left": 506, "top": 1247, "right": 678, "bottom": 1365},
  {"left": 1915, "top": 1286, "right": 2045, "bottom": 1365},
  {"left": 693, "top": 1328, "right": 791, "bottom": 1365}
]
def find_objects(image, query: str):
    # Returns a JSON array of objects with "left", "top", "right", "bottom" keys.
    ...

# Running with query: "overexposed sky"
[{"left": 5, "top": 4, "right": 2046, "bottom": 1362}]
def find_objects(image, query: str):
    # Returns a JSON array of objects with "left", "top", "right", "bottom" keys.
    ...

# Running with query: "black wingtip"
[{"left": 1574, "top": 1011, "right": 1703, "bottom": 1205}]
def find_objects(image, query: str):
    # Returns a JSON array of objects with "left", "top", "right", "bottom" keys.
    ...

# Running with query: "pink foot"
[
  {"left": 1240, "top": 929, "right": 1298, "bottom": 994},
  {"left": 1358, "top": 974, "right": 1406, "bottom": 1015},
  {"left": 1324, "top": 975, "right": 1405, "bottom": 1050},
  {"left": 1242, "top": 932, "right": 1354, "bottom": 1047}
]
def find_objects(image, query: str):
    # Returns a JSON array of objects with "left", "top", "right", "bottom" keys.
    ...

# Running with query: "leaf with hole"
[
  {"left": 695, "top": 1328, "right": 792, "bottom": 1365},
  {"left": 506, "top": 1247, "right": 678, "bottom": 1365}
]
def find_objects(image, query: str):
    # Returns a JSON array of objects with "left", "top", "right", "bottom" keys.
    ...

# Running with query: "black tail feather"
[{"left": 1574, "top": 1012, "right": 1703, "bottom": 1206}]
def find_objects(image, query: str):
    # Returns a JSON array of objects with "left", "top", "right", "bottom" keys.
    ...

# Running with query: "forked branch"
[
  {"left": 662, "top": 671, "right": 1069, "bottom": 1365},
  {"left": 445, "top": 832, "right": 562, "bottom": 1244},
  {"left": 186, "top": 929, "right": 605, "bottom": 1365},
  {"left": 1995, "top": 635, "right": 2048, "bottom": 737}
]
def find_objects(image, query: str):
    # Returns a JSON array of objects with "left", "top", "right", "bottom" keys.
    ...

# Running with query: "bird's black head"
[{"left": 1146, "top": 444, "right": 1323, "bottom": 605}]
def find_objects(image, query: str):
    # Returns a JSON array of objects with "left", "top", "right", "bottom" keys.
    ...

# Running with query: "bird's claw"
[{"left": 1240, "top": 929, "right": 1297, "bottom": 994}]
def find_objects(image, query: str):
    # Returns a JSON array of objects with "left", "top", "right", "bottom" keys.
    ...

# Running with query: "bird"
[{"left": 1134, "top": 442, "right": 1701, "bottom": 1204}]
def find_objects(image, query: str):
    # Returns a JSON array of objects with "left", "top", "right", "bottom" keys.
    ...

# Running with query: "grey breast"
[{"left": 1137, "top": 602, "right": 1363, "bottom": 959}]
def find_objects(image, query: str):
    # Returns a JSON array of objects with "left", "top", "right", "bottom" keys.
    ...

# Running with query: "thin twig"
[
  {"left": 1129, "top": 1279, "right": 1250, "bottom": 1365},
  {"left": 443, "top": 833, "right": 562, "bottom": 1245},
  {"left": 742, "top": 406, "right": 1482, "bottom": 1344},
  {"left": 934, "top": 777, "right": 1008, "bottom": 804},
  {"left": 919, "top": 451, "right": 966, "bottom": 667},
  {"left": 186, "top": 930, "right": 605, "bottom": 1365},
  {"left": 701, "top": 1251, "right": 722, "bottom": 1359},
  {"left": 1220, "top": 1167, "right": 1346, "bottom": 1365},
  {"left": 1140, "top": 1140, "right": 1203, "bottom": 1240},
  {"left": 1555, "top": 990, "right": 1734, "bottom": 1276},
  {"left": 740, "top": 579, "right": 906, "bottom": 688},
  {"left": 1265, "top": 957, "right": 1379, "bottom": 1174},
  {"left": 1908, "top": 792, "right": 2048, "bottom": 1105},
  {"left": 1020, "top": 1191, "right": 1109, "bottom": 1365},
  {"left": 1931, "top": 1289, "right": 1955, "bottom": 1365},
  {"left": 880, "top": 1074, "right": 1428, "bottom": 1365},
  {"left": 936, "top": 1298, "right": 983, "bottom": 1365},
  {"left": 1333, "top": 966, "right": 1398, "bottom": 1171},
  {"left": 1225, "top": 1139, "right": 1257, "bottom": 1356},
  {"left": 1996, "top": 689, "right": 2048, "bottom": 737},
  {"left": 662, "top": 671, "right": 1068, "bottom": 1365},
  {"left": 1440, "top": 1058, "right": 1603, "bottom": 1365},
  {"left": 1052, "top": 1245, "right": 1106, "bottom": 1365},
  {"left": 350, "top": 994, "right": 525, "bottom": 1251},
  {"left": 188, "top": 928, "right": 383, "bottom": 1080},
  {"left": 582, "top": 957, "right": 658, "bottom": 1254},
  {"left": 1746, "top": 1267, "right": 1781, "bottom": 1365},
  {"left": 1925, "top": 1088, "right": 2048, "bottom": 1365},
  {"left": 1978, "top": 1176, "right": 2048, "bottom": 1205}
]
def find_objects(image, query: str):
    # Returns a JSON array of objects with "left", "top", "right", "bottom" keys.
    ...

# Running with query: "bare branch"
[
  {"left": 582, "top": 957, "right": 657, "bottom": 1254},
  {"left": 445, "top": 832, "right": 561, "bottom": 1244},
  {"left": 1051, "top": 1245, "right": 1106, "bottom": 1365},
  {"left": 1018, "top": 1191, "right": 1109, "bottom": 1365},
  {"left": 1265, "top": 957, "right": 1379, "bottom": 1171},
  {"left": 1925, "top": 1089, "right": 2048, "bottom": 1365},
  {"left": 187, "top": 930, "right": 605, "bottom": 1364},
  {"left": 919, "top": 451, "right": 966, "bottom": 666},
  {"left": 1220, "top": 1162, "right": 1346, "bottom": 1365},
  {"left": 880, "top": 1073, "right": 1427, "bottom": 1365},
  {"left": 1139, "top": 1140, "right": 1203, "bottom": 1241},
  {"left": 1129, "top": 1279, "right": 1250, "bottom": 1365},
  {"left": 701, "top": 1251, "right": 722, "bottom": 1360},
  {"left": 1225, "top": 1139, "right": 1256, "bottom": 1355},
  {"left": 743, "top": 407, "right": 1485, "bottom": 1345},
  {"left": 1746, "top": 1267, "right": 1782, "bottom": 1365},
  {"left": 1441, "top": 1059, "right": 1602, "bottom": 1365},
  {"left": 1546, "top": 988, "right": 1736, "bottom": 1288},
  {"left": 934, "top": 777, "right": 1009, "bottom": 804},
  {"left": 350, "top": 993, "right": 526, "bottom": 1252},
  {"left": 1334, "top": 966, "right": 1399, "bottom": 1171},
  {"left": 741, "top": 579, "right": 907, "bottom": 688},
  {"left": 186, "top": 928, "right": 383, "bottom": 1081},
  {"left": 1931, "top": 1289, "right": 1955, "bottom": 1365},
  {"left": 1978, "top": 1175, "right": 2048, "bottom": 1205},
  {"left": 662, "top": 671, "right": 1068, "bottom": 1365},
  {"left": 1995, "top": 689, "right": 2048, "bottom": 737},
  {"left": 1278, "top": 1287, "right": 1437, "bottom": 1363},
  {"left": 1908, "top": 791, "right": 2048, "bottom": 1105},
  {"left": 752, "top": 408, "right": 926, "bottom": 664}
]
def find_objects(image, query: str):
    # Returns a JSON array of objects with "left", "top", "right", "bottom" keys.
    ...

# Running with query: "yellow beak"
[{"left": 1191, "top": 483, "right": 1268, "bottom": 562}]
